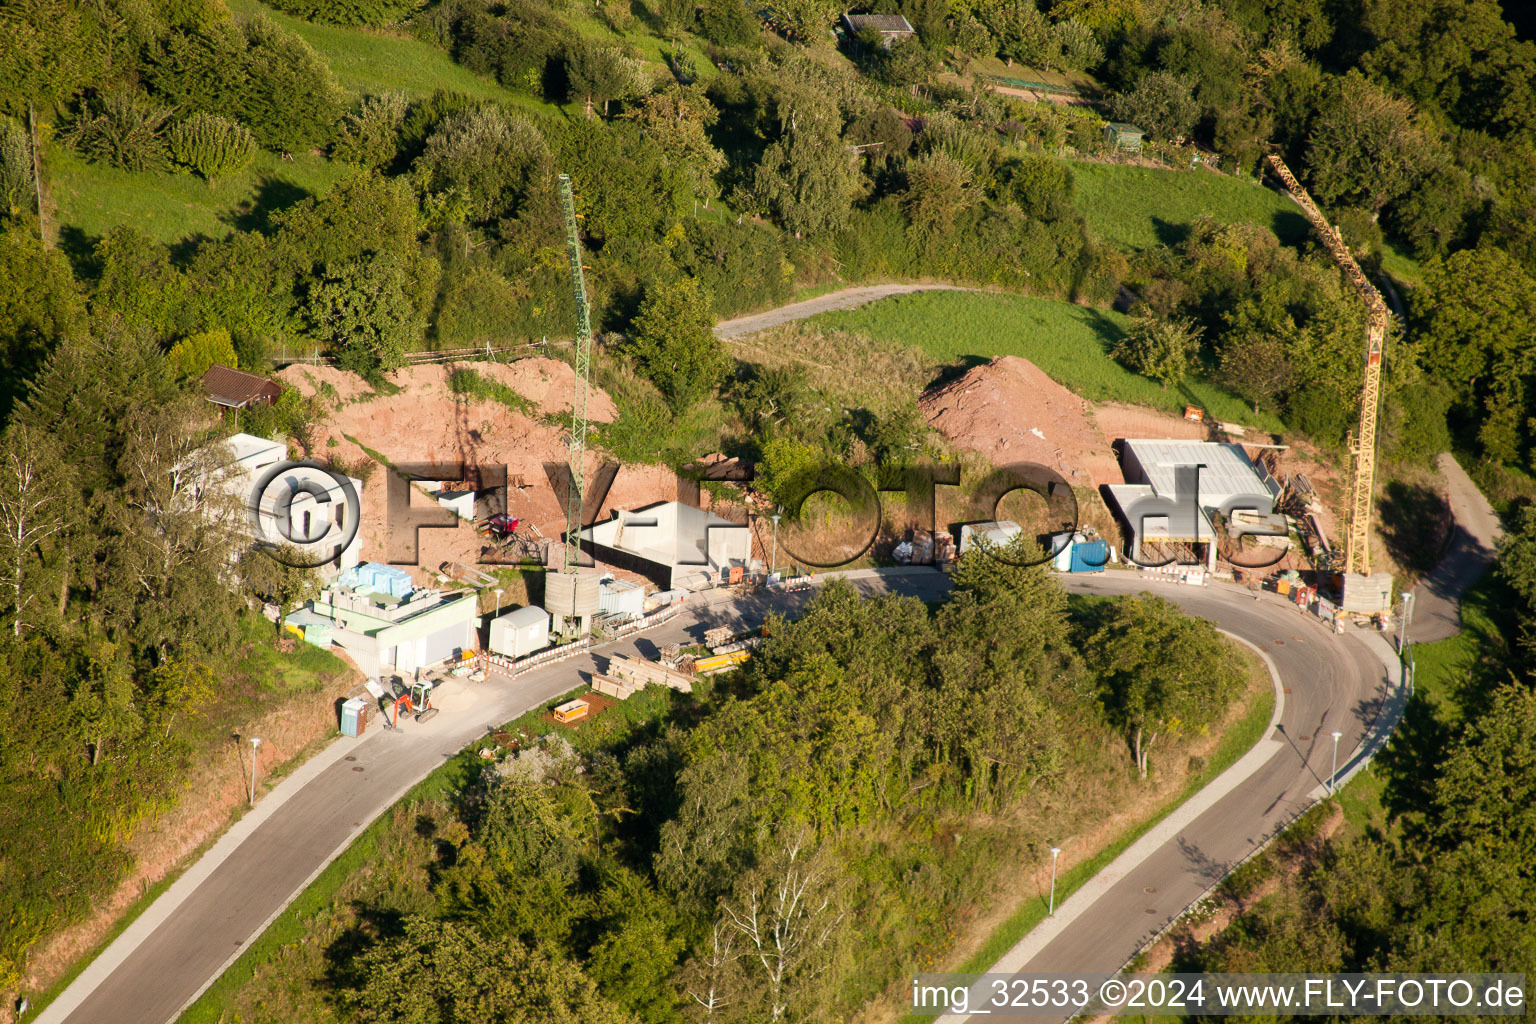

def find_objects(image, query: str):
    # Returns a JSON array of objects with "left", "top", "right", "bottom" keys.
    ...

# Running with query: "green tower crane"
[{"left": 557, "top": 174, "right": 593, "bottom": 574}]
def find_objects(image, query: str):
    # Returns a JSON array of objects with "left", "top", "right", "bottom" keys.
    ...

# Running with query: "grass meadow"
[
  {"left": 809, "top": 290, "right": 1287, "bottom": 430},
  {"left": 1067, "top": 161, "right": 1310, "bottom": 251}
]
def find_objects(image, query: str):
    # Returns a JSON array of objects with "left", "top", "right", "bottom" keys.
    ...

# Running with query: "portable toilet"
[{"left": 341, "top": 697, "right": 368, "bottom": 737}]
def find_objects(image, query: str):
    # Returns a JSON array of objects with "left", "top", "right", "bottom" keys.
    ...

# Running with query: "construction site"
[{"left": 257, "top": 152, "right": 1418, "bottom": 742}]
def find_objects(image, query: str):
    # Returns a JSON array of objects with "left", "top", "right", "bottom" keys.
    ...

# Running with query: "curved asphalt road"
[{"left": 37, "top": 569, "right": 1392, "bottom": 1024}]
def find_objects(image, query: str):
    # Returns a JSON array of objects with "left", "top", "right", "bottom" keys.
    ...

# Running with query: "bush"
[
  {"left": 149, "top": 15, "right": 344, "bottom": 151},
  {"left": 64, "top": 89, "right": 173, "bottom": 171},
  {"left": 1, "top": 117, "right": 30, "bottom": 216},
  {"left": 266, "top": 0, "right": 422, "bottom": 25},
  {"left": 332, "top": 92, "right": 410, "bottom": 168},
  {"left": 415, "top": 104, "right": 552, "bottom": 226},
  {"left": 1112, "top": 313, "right": 1201, "bottom": 387},
  {"left": 166, "top": 328, "right": 239, "bottom": 379},
  {"left": 168, "top": 112, "right": 255, "bottom": 185}
]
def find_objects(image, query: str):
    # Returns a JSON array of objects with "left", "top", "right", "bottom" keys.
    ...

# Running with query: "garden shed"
[{"left": 1104, "top": 122, "right": 1145, "bottom": 152}]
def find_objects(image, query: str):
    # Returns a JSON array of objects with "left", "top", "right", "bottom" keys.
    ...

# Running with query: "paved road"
[
  {"left": 37, "top": 574, "right": 943, "bottom": 1024},
  {"left": 1410, "top": 453, "right": 1502, "bottom": 643},
  {"left": 940, "top": 576, "right": 1394, "bottom": 1015},
  {"left": 713, "top": 283, "right": 972, "bottom": 338}
]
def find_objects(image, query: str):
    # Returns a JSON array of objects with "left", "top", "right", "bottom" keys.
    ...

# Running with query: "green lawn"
[
  {"left": 1067, "top": 161, "right": 1311, "bottom": 251},
  {"left": 809, "top": 290, "right": 1286, "bottom": 430},
  {"left": 48, "top": 146, "right": 352, "bottom": 247},
  {"left": 227, "top": 0, "right": 562, "bottom": 111}
]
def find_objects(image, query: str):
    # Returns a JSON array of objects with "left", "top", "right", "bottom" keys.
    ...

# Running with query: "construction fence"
[{"left": 480, "top": 601, "right": 685, "bottom": 678}]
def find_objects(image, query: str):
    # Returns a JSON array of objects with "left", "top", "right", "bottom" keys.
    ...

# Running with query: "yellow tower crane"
[{"left": 1265, "top": 152, "right": 1391, "bottom": 578}]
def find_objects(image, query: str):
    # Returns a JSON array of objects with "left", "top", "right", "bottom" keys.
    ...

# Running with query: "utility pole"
[
  {"left": 557, "top": 174, "right": 593, "bottom": 575},
  {"left": 1048, "top": 846, "right": 1062, "bottom": 916},
  {"left": 28, "top": 104, "right": 45, "bottom": 245},
  {"left": 771, "top": 513, "right": 781, "bottom": 577},
  {"left": 248, "top": 736, "right": 263, "bottom": 805},
  {"left": 1328, "top": 730, "right": 1342, "bottom": 795}
]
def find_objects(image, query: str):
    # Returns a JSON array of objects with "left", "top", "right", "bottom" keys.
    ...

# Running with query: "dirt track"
[{"left": 713, "top": 283, "right": 974, "bottom": 338}]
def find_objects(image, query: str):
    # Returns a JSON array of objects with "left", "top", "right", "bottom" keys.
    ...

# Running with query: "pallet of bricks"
[{"left": 590, "top": 653, "right": 694, "bottom": 700}]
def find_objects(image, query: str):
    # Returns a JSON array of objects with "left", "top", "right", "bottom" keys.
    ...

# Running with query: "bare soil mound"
[{"left": 920, "top": 356, "right": 1120, "bottom": 487}]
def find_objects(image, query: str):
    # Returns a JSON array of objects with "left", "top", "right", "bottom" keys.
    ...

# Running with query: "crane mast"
[
  {"left": 1265, "top": 153, "right": 1391, "bottom": 578},
  {"left": 557, "top": 173, "right": 593, "bottom": 574}
]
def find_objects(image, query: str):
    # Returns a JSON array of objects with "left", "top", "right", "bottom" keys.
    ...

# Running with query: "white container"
[
  {"left": 489, "top": 605, "right": 550, "bottom": 657},
  {"left": 599, "top": 579, "right": 646, "bottom": 620}
]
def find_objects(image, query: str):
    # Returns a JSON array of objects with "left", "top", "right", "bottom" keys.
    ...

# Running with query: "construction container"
[
  {"left": 598, "top": 579, "right": 646, "bottom": 620},
  {"left": 489, "top": 605, "right": 550, "bottom": 658},
  {"left": 554, "top": 698, "right": 589, "bottom": 724},
  {"left": 959, "top": 521, "right": 1021, "bottom": 555},
  {"left": 303, "top": 621, "right": 333, "bottom": 647},
  {"left": 340, "top": 698, "right": 368, "bottom": 737},
  {"left": 1069, "top": 540, "right": 1108, "bottom": 573},
  {"left": 341, "top": 562, "right": 414, "bottom": 598}
]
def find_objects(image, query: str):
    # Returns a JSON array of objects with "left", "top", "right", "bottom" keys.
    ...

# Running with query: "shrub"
[
  {"left": 414, "top": 104, "right": 552, "bottom": 226},
  {"left": 1111, "top": 313, "right": 1201, "bottom": 387},
  {"left": 332, "top": 92, "right": 410, "bottom": 168},
  {"left": 168, "top": 112, "right": 255, "bottom": 185},
  {"left": 166, "top": 328, "right": 239, "bottom": 379},
  {"left": 1, "top": 117, "right": 30, "bottom": 216},
  {"left": 266, "top": 0, "right": 422, "bottom": 25},
  {"left": 149, "top": 15, "right": 344, "bottom": 151},
  {"left": 64, "top": 89, "right": 173, "bottom": 171}
]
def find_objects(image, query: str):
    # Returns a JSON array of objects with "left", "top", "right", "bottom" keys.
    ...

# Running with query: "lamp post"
[
  {"left": 1048, "top": 846, "right": 1062, "bottom": 916},
  {"left": 249, "top": 737, "right": 263, "bottom": 806},
  {"left": 770, "top": 513, "right": 781, "bottom": 577},
  {"left": 493, "top": 587, "right": 503, "bottom": 616},
  {"left": 1328, "top": 730, "right": 1342, "bottom": 795}
]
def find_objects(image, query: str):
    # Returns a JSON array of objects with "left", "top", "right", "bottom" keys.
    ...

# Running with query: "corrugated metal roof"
[
  {"left": 202, "top": 364, "right": 282, "bottom": 408},
  {"left": 1122, "top": 440, "right": 1272, "bottom": 507},
  {"left": 1104, "top": 483, "right": 1215, "bottom": 542},
  {"left": 845, "top": 13, "right": 914, "bottom": 32}
]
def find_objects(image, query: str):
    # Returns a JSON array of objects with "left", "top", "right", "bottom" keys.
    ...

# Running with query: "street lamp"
[
  {"left": 1048, "top": 846, "right": 1062, "bottom": 916},
  {"left": 249, "top": 737, "right": 263, "bottom": 806},
  {"left": 1328, "top": 730, "right": 1342, "bottom": 795},
  {"left": 493, "top": 587, "right": 503, "bottom": 615},
  {"left": 770, "top": 513, "right": 781, "bottom": 577}
]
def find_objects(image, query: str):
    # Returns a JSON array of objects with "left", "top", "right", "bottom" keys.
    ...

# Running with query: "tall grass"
[{"left": 810, "top": 291, "right": 1286, "bottom": 430}]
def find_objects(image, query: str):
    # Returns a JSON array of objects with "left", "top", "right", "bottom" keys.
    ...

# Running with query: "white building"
[
  {"left": 1105, "top": 439, "right": 1282, "bottom": 569},
  {"left": 222, "top": 432, "right": 364, "bottom": 578},
  {"left": 308, "top": 586, "right": 478, "bottom": 678},
  {"left": 579, "top": 501, "right": 751, "bottom": 589}
]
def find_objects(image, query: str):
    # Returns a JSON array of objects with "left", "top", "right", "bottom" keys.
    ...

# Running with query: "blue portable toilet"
[
  {"left": 341, "top": 697, "right": 368, "bottom": 737},
  {"left": 1069, "top": 539, "right": 1108, "bottom": 573}
]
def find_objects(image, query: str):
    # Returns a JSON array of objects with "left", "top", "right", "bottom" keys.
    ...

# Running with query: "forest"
[{"left": 1, "top": 0, "right": 1535, "bottom": 1016}]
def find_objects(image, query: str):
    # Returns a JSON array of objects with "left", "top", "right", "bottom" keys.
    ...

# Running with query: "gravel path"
[{"left": 713, "top": 283, "right": 974, "bottom": 338}]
